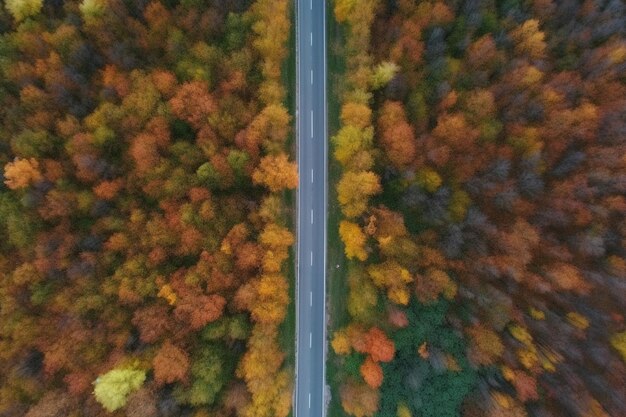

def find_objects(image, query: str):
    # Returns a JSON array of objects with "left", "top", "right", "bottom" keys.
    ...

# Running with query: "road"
[{"left": 294, "top": 0, "right": 327, "bottom": 416}]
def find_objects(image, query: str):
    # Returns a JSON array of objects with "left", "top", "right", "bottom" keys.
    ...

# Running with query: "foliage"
[
  {"left": 330, "top": 0, "right": 626, "bottom": 415},
  {"left": 0, "top": 0, "right": 295, "bottom": 415},
  {"left": 93, "top": 368, "right": 146, "bottom": 412}
]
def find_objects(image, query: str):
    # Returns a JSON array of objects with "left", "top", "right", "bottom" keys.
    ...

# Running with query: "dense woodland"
[
  {"left": 0, "top": 0, "right": 296, "bottom": 416},
  {"left": 330, "top": 0, "right": 625, "bottom": 416}
]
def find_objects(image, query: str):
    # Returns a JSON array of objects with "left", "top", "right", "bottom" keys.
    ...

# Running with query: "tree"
[
  {"left": 466, "top": 325, "right": 504, "bottom": 366},
  {"left": 511, "top": 20, "right": 546, "bottom": 60},
  {"left": 93, "top": 368, "right": 146, "bottom": 412},
  {"left": 25, "top": 391, "right": 72, "bottom": 417},
  {"left": 377, "top": 101, "right": 416, "bottom": 168},
  {"left": 250, "top": 274, "right": 290, "bottom": 324},
  {"left": 337, "top": 171, "right": 381, "bottom": 218},
  {"left": 3, "top": 157, "right": 43, "bottom": 190},
  {"left": 364, "top": 327, "right": 395, "bottom": 362},
  {"left": 334, "top": 0, "right": 357, "bottom": 23},
  {"left": 340, "top": 380, "right": 379, "bottom": 417},
  {"left": 169, "top": 81, "right": 216, "bottom": 129},
  {"left": 333, "top": 125, "right": 374, "bottom": 170},
  {"left": 5, "top": 0, "right": 42, "bottom": 22},
  {"left": 132, "top": 305, "right": 172, "bottom": 344},
  {"left": 347, "top": 268, "right": 378, "bottom": 322},
  {"left": 174, "top": 294, "right": 226, "bottom": 330},
  {"left": 252, "top": 153, "right": 298, "bottom": 192},
  {"left": 341, "top": 102, "right": 372, "bottom": 129},
  {"left": 370, "top": 61, "right": 398, "bottom": 90},
  {"left": 245, "top": 104, "right": 291, "bottom": 155},
  {"left": 360, "top": 356, "right": 383, "bottom": 388},
  {"left": 124, "top": 388, "right": 158, "bottom": 417},
  {"left": 153, "top": 342, "right": 190, "bottom": 385},
  {"left": 340, "top": 221, "right": 368, "bottom": 261}
]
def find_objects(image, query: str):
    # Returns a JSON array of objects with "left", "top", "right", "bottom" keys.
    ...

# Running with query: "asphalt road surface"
[{"left": 294, "top": 0, "right": 327, "bottom": 416}]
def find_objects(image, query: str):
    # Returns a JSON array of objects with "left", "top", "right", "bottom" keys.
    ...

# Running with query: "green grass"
[
  {"left": 326, "top": 5, "right": 350, "bottom": 417},
  {"left": 279, "top": 2, "right": 297, "bottom": 410}
]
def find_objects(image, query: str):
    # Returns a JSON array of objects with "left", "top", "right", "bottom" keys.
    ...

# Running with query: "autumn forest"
[{"left": 0, "top": 0, "right": 624, "bottom": 417}]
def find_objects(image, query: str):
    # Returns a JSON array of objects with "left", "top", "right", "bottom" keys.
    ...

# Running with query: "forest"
[
  {"left": 329, "top": 0, "right": 625, "bottom": 417},
  {"left": 0, "top": 0, "right": 297, "bottom": 416}
]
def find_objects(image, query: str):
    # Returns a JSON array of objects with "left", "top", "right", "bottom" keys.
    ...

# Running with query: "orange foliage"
[
  {"left": 93, "top": 179, "right": 124, "bottom": 200},
  {"left": 3, "top": 157, "right": 43, "bottom": 189},
  {"left": 153, "top": 342, "right": 189, "bottom": 385},
  {"left": 174, "top": 294, "right": 226, "bottom": 330},
  {"left": 377, "top": 101, "right": 416, "bottom": 167},
  {"left": 360, "top": 356, "right": 383, "bottom": 388},
  {"left": 131, "top": 305, "right": 172, "bottom": 343},
  {"left": 169, "top": 81, "right": 216, "bottom": 129},
  {"left": 252, "top": 153, "right": 298, "bottom": 192},
  {"left": 364, "top": 327, "right": 395, "bottom": 362}
]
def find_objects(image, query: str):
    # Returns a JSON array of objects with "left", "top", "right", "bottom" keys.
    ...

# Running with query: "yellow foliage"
[
  {"left": 347, "top": 269, "right": 378, "bottom": 321},
  {"left": 511, "top": 19, "right": 546, "bottom": 59},
  {"left": 157, "top": 284, "right": 177, "bottom": 306},
  {"left": 502, "top": 366, "right": 515, "bottom": 382},
  {"left": 529, "top": 307, "right": 545, "bottom": 320},
  {"left": 397, "top": 403, "right": 412, "bottom": 417},
  {"left": 449, "top": 189, "right": 470, "bottom": 221},
  {"left": 341, "top": 102, "right": 372, "bottom": 129},
  {"left": 416, "top": 168, "right": 442, "bottom": 193},
  {"left": 492, "top": 392, "right": 513, "bottom": 409},
  {"left": 567, "top": 312, "right": 590, "bottom": 330},
  {"left": 387, "top": 286, "right": 409, "bottom": 306},
  {"left": 517, "top": 347, "right": 539, "bottom": 370},
  {"left": 5, "top": 0, "right": 43, "bottom": 22},
  {"left": 610, "top": 331, "right": 626, "bottom": 363},
  {"left": 332, "top": 330, "right": 352, "bottom": 355},
  {"left": 333, "top": 125, "right": 374, "bottom": 169},
  {"left": 340, "top": 221, "right": 368, "bottom": 261},
  {"left": 334, "top": 0, "right": 357, "bottom": 23},
  {"left": 509, "top": 324, "right": 533, "bottom": 346},
  {"left": 337, "top": 171, "right": 382, "bottom": 218}
]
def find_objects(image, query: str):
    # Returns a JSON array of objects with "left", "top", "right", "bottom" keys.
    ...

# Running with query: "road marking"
[
  {"left": 311, "top": 169, "right": 314, "bottom": 183},
  {"left": 310, "top": 291, "right": 312, "bottom": 306},
  {"left": 311, "top": 69, "right": 313, "bottom": 84},
  {"left": 308, "top": 393, "right": 311, "bottom": 408},
  {"left": 309, "top": 332, "right": 312, "bottom": 348},
  {"left": 310, "top": 0, "right": 312, "bottom": 10},
  {"left": 310, "top": 110, "right": 314, "bottom": 138},
  {"left": 310, "top": 251, "right": 313, "bottom": 266},
  {"left": 310, "top": 32, "right": 313, "bottom": 46},
  {"left": 311, "top": 209, "right": 314, "bottom": 224}
]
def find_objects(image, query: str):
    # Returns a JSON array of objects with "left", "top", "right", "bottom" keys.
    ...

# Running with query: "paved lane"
[{"left": 294, "top": 0, "right": 327, "bottom": 416}]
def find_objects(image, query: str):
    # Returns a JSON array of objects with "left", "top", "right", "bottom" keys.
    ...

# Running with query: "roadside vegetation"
[
  {"left": 0, "top": 0, "right": 297, "bottom": 416},
  {"left": 329, "top": 0, "right": 626, "bottom": 416}
]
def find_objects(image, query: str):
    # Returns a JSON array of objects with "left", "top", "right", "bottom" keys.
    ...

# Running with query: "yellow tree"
[
  {"left": 367, "top": 261, "right": 413, "bottom": 305},
  {"left": 337, "top": 171, "right": 381, "bottom": 218},
  {"left": 341, "top": 102, "right": 372, "bottom": 129},
  {"left": 340, "top": 221, "right": 368, "bottom": 261},
  {"left": 332, "top": 125, "right": 374, "bottom": 170},
  {"left": 511, "top": 19, "right": 547, "bottom": 60}
]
